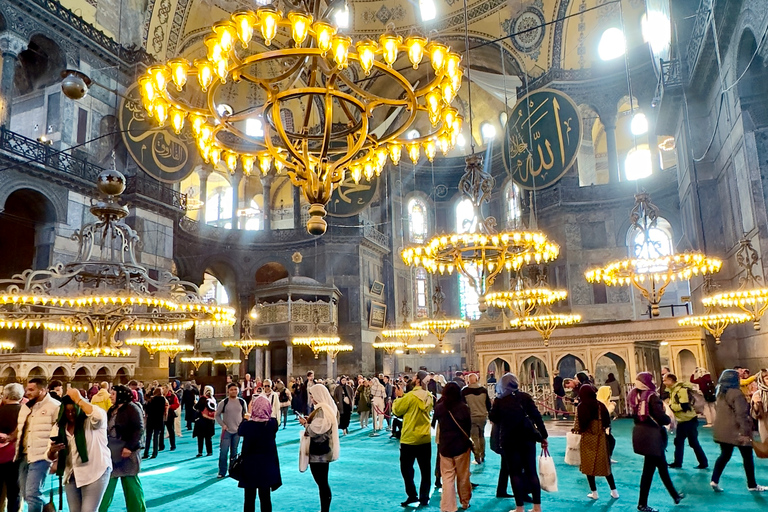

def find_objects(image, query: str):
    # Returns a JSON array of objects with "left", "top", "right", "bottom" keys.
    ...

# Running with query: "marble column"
[
  {"left": 602, "top": 113, "right": 621, "bottom": 183},
  {"left": 261, "top": 174, "right": 273, "bottom": 231},
  {"left": 264, "top": 349, "right": 271, "bottom": 379},
  {"left": 231, "top": 170, "right": 242, "bottom": 229},
  {"left": 0, "top": 32, "right": 26, "bottom": 128},
  {"left": 286, "top": 345, "right": 293, "bottom": 380},
  {"left": 326, "top": 353, "right": 334, "bottom": 380},
  {"left": 292, "top": 185, "right": 301, "bottom": 230},
  {"left": 198, "top": 167, "right": 212, "bottom": 222},
  {"left": 254, "top": 348, "right": 263, "bottom": 379}
]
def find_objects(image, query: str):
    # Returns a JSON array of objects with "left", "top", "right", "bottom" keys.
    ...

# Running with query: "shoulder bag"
[{"left": 448, "top": 410, "right": 474, "bottom": 447}]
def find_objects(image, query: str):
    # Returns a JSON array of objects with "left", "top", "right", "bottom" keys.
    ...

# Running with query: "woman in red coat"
[{"left": 162, "top": 384, "right": 180, "bottom": 450}]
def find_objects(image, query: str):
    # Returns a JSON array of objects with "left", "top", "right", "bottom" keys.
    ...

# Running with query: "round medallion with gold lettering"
[
  {"left": 502, "top": 88, "right": 582, "bottom": 190},
  {"left": 326, "top": 174, "right": 379, "bottom": 218}
]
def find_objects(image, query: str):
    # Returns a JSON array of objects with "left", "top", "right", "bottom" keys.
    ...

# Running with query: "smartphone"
[{"left": 50, "top": 436, "right": 64, "bottom": 444}]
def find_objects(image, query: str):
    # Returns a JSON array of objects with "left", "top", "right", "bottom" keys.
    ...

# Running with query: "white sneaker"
[
  {"left": 587, "top": 491, "right": 598, "bottom": 500},
  {"left": 710, "top": 481, "right": 724, "bottom": 492},
  {"left": 748, "top": 485, "right": 767, "bottom": 492},
  {"left": 610, "top": 489, "right": 619, "bottom": 499},
  {"left": 471, "top": 460, "right": 479, "bottom": 465}
]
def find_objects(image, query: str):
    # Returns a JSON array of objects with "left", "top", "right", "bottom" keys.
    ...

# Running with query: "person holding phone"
[{"left": 47, "top": 388, "right": 112, "bottom": 512}]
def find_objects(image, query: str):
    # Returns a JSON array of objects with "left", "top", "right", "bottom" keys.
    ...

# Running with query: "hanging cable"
[{"left": 462, "top": 0, "right": 475, "bottom": 153}]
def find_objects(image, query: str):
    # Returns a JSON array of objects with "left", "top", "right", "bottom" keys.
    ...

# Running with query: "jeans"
[
  {"left": 243, "top": 487, "right": 272, "bottom": 512},
  {"left": 219, "top": 430, "right": 241, "bottom": 476},
  {"left": 470, "top": 418, "right": 486, "bottom": 462},
  {"left": 144, "top": 427, "right": 162, "bottom": 458},
  {"left": 440, "top": 450, "right": 472, "bottom": 512},
  {"left": 0, "top": 460, "right": 21, "bottom": 512},
  {"left": 638, "top": 455, "right": 679, "bottom": 507},
  {"left": 711, "top": 442, "right": 757, "bottom": 488},
  {"left": 64, "top": 468, "right": 111, "bottom": 512},
  {"left": 310, "top": 463, "right": 331, "bottom": 512},
  {"left": 400, "top": 442, "right": 431, "bottom": 503},
  {"left": 18, "top": 456, "right": 51, "bottom": 512},
  {"left": 672, "top": 418, "right": 707, "bottom": 466},
  {"left": 98, "top": 476, "right": 146, "bottom": 512},
  {"left": 280, "top": 407, "right": 289, "bottom": 428}
]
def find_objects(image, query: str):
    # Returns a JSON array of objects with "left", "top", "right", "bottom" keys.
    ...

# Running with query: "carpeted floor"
[{"left": 92, "top": 417, "right": 767, "bottom": 512}]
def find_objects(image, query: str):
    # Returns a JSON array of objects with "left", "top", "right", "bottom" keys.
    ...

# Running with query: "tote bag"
[{"left": 564, "top": 432, "right": 581, "bottom": 466}]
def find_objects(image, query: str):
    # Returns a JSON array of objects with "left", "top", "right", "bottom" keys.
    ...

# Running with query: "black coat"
[
  {"left": 434, "top": 401, "right": 472, "bottom": 457},
  {"left": 488, "top": 391, "right": 548, "bottom": 453},
  {"left": 145, "top": 395, "right": 167, "bottom": 430},
  {"left": 631, "top": 394, "right": 669, "bottom": 458},
  {"left": 237, "top": 419, "right": 282, "bottom": 490},
  {"left": 107, "top": 402, "right": 145, "bottom": 477}
]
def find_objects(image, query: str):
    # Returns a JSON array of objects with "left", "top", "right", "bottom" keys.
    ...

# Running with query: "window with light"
[
  {"left": 205, "top": 185, "right": 233, "bottom": 229},
  {"left": 505, "top": 181, "right": 522, "bottom": 227},
  {"left": 201, "top": 272, "right": 229, "bottom": 304},
  {"left": 243, "top": 199, "right": 263, "bottom": 231},
  {"left": 415, "top": 268, "right": 428, "bottom": 318},
  {"left": 456, "top": 198, "right": 481, "bottom": 319},
  {"left": 408, "top": 198, "right": 428, "bottom": 243},
  {"left": 419, "top": 0, "right": 436, "bottom": 22},
  {"left": 628, "top": 217, "right": 674, "bottom": 259}
]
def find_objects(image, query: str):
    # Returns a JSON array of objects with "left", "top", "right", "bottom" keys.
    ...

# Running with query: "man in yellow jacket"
[
  {"left": 91, "top": 381, "right": 113, "bottom": 411},
  {"left": 392, "top": 370, "right": 434, "bottom": 508},
  {"left": 664, "top": 373, "right": 708, "bottom": 469}
]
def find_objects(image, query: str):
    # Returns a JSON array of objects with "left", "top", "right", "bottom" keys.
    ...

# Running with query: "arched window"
[
  {"left": 505, "top": 181, "right": 522, "bottom": 227},
  {"left": 244, "top": 199, "right": 262, "bottom": 231},
  {"left": 205, "top": 185, "right": 233, "bottom": 229},
  {"left": 415, "top": 268, "right": 428, "bottom": 318},
  {"left": 456, "top": 198, "right": 480, "bottom": 319},
  {"left": 408, "top": 198, "right": 428, "bottom": 243},
  {"left": 628, "top": 217, "right": 673, "bottom": 259},
  {"left": 201, "top": 273, "right": 229, "bottom": 304},
  {"left": 419, "top": 0, "right": 436, "bottom": 21}
]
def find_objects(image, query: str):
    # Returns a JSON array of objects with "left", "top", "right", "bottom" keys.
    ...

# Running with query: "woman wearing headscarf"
[
  {"left": 691, "top": 367, "right": 717, "bottom": 427},
  {"left": 98, "top": 385, "right": 146, "bottom": 512},
  {"left": 750, "top": 369, "right": 768, "bottom": 442},
  {"left": 489, "top": 373, "right": 548, "bottom": 512},
  {"left": 573, "top": 385, "right": 618, "bottom": 500},
  {"left": 433, "top": 382, "right": 472, "bottom": 512},
  {"left": 333, "top": 376, "right": 353, "bottom": 435},
  {"left": 237, "top": 394, "right": 281, "bottom": 512},
  {"left": 193, "top": 386, "right": 217, "bottom": 457},
  {"left": 355, "top": 378, "right": 371, "bottom": 429},
  {"left": 369, "top": 377, "right": 387, "bottom": 435},
  {"left": 46, "top": 388, "right": 111, "bottom": 512},
  {"left": 628, "top": 372, "right": 683, "bottom": 512},
  {"left": 711, "top": 369, "right": 766, "bottom": 492},
  {"left": 298, "top": 384, "right": 339, "bottom": 512},
  {"left": 596, "top": 386, "right": 617, "bottom": 461}
]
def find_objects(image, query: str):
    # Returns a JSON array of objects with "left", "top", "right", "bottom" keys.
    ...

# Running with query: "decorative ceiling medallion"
[{"left": 509, "top": 7, "right": 545, "bottom": 54}]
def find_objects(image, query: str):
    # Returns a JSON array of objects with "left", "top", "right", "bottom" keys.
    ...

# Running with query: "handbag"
[
  {"left": 229, "top": 453, "right": 245, "bottom": 480},
  {"left": 308, "top": 431, "right": 331, "bottom": 456},
  {"left": 448, "top": 410, "right": 474, "bottom": 447}
]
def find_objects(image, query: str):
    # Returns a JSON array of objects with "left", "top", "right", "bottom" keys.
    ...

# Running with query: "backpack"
[
  {"left": 279, "top": 389, "right": 289, "bottom": 403},
  {"left": 222, "top": 397, "right": 247, "bottom": 417}
]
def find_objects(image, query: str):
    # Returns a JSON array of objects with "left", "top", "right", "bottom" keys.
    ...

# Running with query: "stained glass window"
[{"left": 415, "top": 268, "right": 428, "bottom": 318}]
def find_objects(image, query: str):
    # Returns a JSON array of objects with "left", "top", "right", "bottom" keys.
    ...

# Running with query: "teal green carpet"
[{"left": 85, "top": 418, "right": 767, "bottom": 512}]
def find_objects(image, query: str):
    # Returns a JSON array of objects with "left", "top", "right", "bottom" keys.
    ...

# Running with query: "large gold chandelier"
[
  {"left": 137, "top": 0, "right": 463, "bottom": 235},
  {"left": 402, "top": 153, "right": 559, "bottom": 310},
  {"left": 702, "top": 237, "right": 768, "bottom": 330},
  {"left": 586, "top": 193, "right": 721, "bottom": 316},
  {"left": 0, "top": 170, "right": 235, "bottom": 359}
]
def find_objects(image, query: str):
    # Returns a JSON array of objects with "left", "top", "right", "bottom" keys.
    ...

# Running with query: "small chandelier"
[
  {"left": 410, "top": 285, "right": 468, "bottom": 345},
  {"left": 222, "top": 318, "right": 270, "bottom": 356},
  {"left": 213, "top": 358, "right": 241, "bottom": 370},
  {"left": 0, "top": 341, "right": 14, "bottom": 351},
  {"left": 486, "top": 270, "right": 568, "bottom": 319},
  {"left": 405, "top": 341, "right": 436, "bottom": 354},
  {"left": 0, "top": 169, "right": 235, "bottom": 359},
  {"left": 402, "top": 154, "right": 559, "bottom": 310},
  {"left": 292, "top": 334, "right": 341, "bottom": 358},
  {"left": 702, "top": 237, "right": 768, "bottom": 330},
  {"left": 373, "top": 339, "right": 406, "bottom": 355},
  {"left": 137, "top": 2, "right": 463, "bottom": 235},
  {"left": 158, "top": 343, "right": 194, "bottom": 362},
  {"left": 180, "top": 355, "right": 214, "bottom": 370},
  {"left": 586, "top": 193, "right": 721, "bottom": 316},
  {"left": 510, "top": 311, "right": 581, "bottom": 346},
  {"left": 381, "top": 300, "right": 428, "bottom": 351},
  {"left": 314, "top": 343, "right": 353, "bottom": 361},
  {"left": 125, "top": 336, "right": 180, "bottom": 359}
]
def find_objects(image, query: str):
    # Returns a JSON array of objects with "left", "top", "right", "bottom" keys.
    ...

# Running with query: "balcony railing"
[
  {"left": 685, "top": 0, "right": 711, "bottom": 82},
  {"left": 0, "top": 128, "right": 186, "bottom": 212}
]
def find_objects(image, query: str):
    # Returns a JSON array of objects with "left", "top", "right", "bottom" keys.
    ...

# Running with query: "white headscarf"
[{"left": 307, "top": 384, "right": 340, "bottom": 461}]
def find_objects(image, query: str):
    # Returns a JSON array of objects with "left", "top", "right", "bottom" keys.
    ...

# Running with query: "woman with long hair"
[
  {"left": 193, "top": 386, "right": 217, "bottom": 457},
  {"left": 333, "top": 376, "right": 353, "bottom": 435},
  {"left": 298, "top": 384, "right": 339, "bottom": 512},
  {"left": 628, "top": 372, "right": 683, "bottom": 512},
  {"left": 433, "top": 382, "right": 472, "bottom": 512},
  {"left": 711, "top": 369, "right": 766, "bottom": 492},
  {"left": 237, "top": 394, "right": 281, "bottom": 512},
  {"left": 369, "top": 377, "right": 387, "bottom": 436},
  {"left": 574, "top": 385, "right": 618, "bottom": 500},
  {"left": 98, "top": 385, "right": 146, "bottom": 512},
  {"left": 489, "top": 373, "right": 548, "bottom": 512},
  {"left": 47, "top": 388, "right": 111, "bottom": 512}
]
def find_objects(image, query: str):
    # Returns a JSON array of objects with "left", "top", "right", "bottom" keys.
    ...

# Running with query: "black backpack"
[{"left": 279, "top": 389, "right": 289, "bottom": 403}]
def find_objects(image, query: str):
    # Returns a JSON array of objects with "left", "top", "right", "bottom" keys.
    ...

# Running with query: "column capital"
[{"left": 0, "top": 32, "right": 26, "bottom": 58}]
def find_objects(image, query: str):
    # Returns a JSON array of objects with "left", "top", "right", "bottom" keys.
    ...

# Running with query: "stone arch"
[
  {"left": 555, "top": 353, "right": 586, "bottom": 379},
  {"left": 95, "top": 366, "right": 111, "bottom": 382},
  {"left": 0, "top": 12, "right": 6, "bottom": 31},
  {"left": 73, "top": 366, "right": 91, "bottom": 386},
  {"left": 736, "top": 28, "right": 768, "bottom": 128},
  {"left": 593, "top": 351, "right": 629, "bottom": 388},
  {"left": 676, "top": 349, "right": 698, "bottom": 380},
  {"left": 486, "top": 356, "right": 510, "bottom": 381},
  {"left": 255, "top": 262, "right": 290, "bottom": 285},
  {"left": 15, "top": 33, "right": 67, "bottom": 95},
  {"left": 520, "top": 355, "right": 549, "bottom": 386},
  {"left": 51, "top": 365, "right": 69, "bottom": 381},
  {"left": 116, "top": 367, "right": 130, "bottom": 384},
  {"left": 27, "top": 366, "right": 45, "bottom": 379},
  {"left": 201, "top": 259, "right": 239, "bottom": 305},
  {"left": 1, "top": 366, "right": 16, "bottom": 384}
]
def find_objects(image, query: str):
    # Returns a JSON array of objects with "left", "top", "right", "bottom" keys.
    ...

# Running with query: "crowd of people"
[{"left": 0, "top": 365, "right": 765, "bottom": 512}]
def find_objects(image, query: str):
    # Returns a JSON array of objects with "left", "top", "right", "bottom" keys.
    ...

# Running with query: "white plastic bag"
[
  {"left": 564, "top": 432, "right": 581, "bottom": 466},
  {"left": 539, "top": 448, "right": 558, "bottom": 492},
  {"left": 664, "top": 402, "right": 677, "bottom": 435},
  {"left": 299, "top": 433, "right": 310, "bottom": 473}
]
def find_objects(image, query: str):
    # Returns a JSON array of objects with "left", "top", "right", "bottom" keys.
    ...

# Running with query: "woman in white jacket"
[
  {"left": 369, "top": 378, "right": 387, "bottom": 435},
  {"left": 47, "top": 388, "right": 112, "bottom": 512}
]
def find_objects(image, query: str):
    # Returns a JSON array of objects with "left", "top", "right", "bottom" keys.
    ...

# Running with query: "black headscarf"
[
  {"left": 112, "top": 385, "right": 133, "bottom": 406},
  {"left": 576, "top": 371, "right": 591, "bottom": 385},
  {"left": 577, "top": 385, "right": 600, "bottom": 432}
]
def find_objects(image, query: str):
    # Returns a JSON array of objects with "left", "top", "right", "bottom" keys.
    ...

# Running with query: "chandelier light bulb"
[
  {"left": 152, "top": 98, "right": 168, "bottom": 126},
  {"left": 356, "top": 40, "right": 377, "bottom": 76},
  {"left": 233, "top": 11, "right": 256, "bottom": 47},
  {"left": 428, "top": 41, "right": 448, "bottom": 72},
  {"left": 225, "top": 151, "right": 238, "bottom": 173},
  {"left": 631, "top": 112, "right": 649, "bottom": 135},
  {"left": 408, "top": 142, "right": 420, "bottom": 164},
  {"left": 406, "top": 34, "right": 427, "bottom": 69},
  {"left": 167, "top": 59, "right": 189, "bottom": 91},
  {"left": 213, "top": 21, "right": 238, "bottom": 52},
  {"left": 259, "top": 152, "right": 272, "bottom": 175},
  {"left": 441, "top": 79, "right": 456, "bottom": 104},
  {"left": 332, "top": 35, "right": 352, "bottom": 69},
  {"left": 445, "top": 52, "right": 461, "bottom": 81},
  {"left": 257, "top": 6, "right": 282, "bottom": 46},
  {"left": 379, "top": 31, "right": 402, "bottom": 67},
  {"left": 170, "top": 108, "right": 186, "bottom": 134},
  {"left": 194, "top": 59, "right": 214, "bottom": 91},
  {"left": 313, "top": 20, "right": 335, "bottom": 55},
  {"left": 148, "top": 65, "right": 169, "bottom": 91},
  {"left": 288, "top": 10, "right": 312, "bottom": 46},
  {"left": 424, "top": 139, "right": 437, "bottom": 162},
  {"left": 388, "top": 143, "right": 402, "bottom": 165},
  {"left": 138, "top": 76, "right": 156, "bottom": 102},
  {"left": 241, "top": 154, "right": 255, "bottom": 175}
]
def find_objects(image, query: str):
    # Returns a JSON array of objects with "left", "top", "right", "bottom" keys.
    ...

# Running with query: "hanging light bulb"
[
  {"left": 204, "top": 35, "right": 223, "bottom": 62},
  {"left": 152, "top": 98, "right": 169, "bottom": 126},
  {"left": 438, "top": 133, "right": 451, "bottom": 155},
  {"left": 426, "top": 89, "right": 442, "bottom": 126},
  {"left": 428, "top": 41, "right": 448, "bottom": 72},
  {"left": 170, "top": 107, "right": 186, "bottom": 134},
  {"left": 423, "top": 139, "right": 437, "bottom": 162},
  {"left": 194, "top": 59, "right": 214, "bottom": 92},
  {"left": 379, "top": 29, "right": 402, "bottom": 68},
  {"left": 138, "top": 76, "right": 156, "bottom": 102},
  {"left": 257, "top": 5, "right": 282, "bottom": 46},
  {"left": 167, "top": 59, "right": 189, "bottom": 91},
  {"left": 259, "top": 152, "right": 272, "bottom": 175},
  {"left": 288, "top": 10, "right": 312, "bottom": 46},
  {"left": 215, "top": 58, "right": 228, "bottom": 83},
  {"left": 445, "top": 52, "right": 461, "bottom": 81},
  {"left": 440, "top": 79, "right": 455, "bottom": 104},
  {"left": 405, "top": 33, "right": 427, "bottom": 69},
  {"left": 363, "top": 159, "right": 375, "bottom": 180},
  {"left": 224, "top": 151, "right": 239, "bottom": 173},
  {"left": 147, "top": 65, "right": 170, "bottom": 91},
  {"left": 407, "top": 141, "right": 420, "bottom": 164},
  {"left": 356, "top": 39, "right": 377, "bottom": 76},
  {"left": 313, "top": 20, "right": 336, "bottom": 55},
  {"left": 190, "top": 115, "right": 206, "bottom": 136},
  {"left": 388, "top": 143, "right": 402, "bottom": 165},
  {"left": 241, "top": 154, "right": 255, "bottom": 175},
  {"left": 213, "top": 21, "right": 238, "bottom": 52},
  {"left": 210, "top": 146, "right": 222, "bottom": 166},
  {"left": 332, "top": 35, "right": 352, "bottom": 70},
  {"left": 232, "top": 11, "right": 256, "bottom": 47}
]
